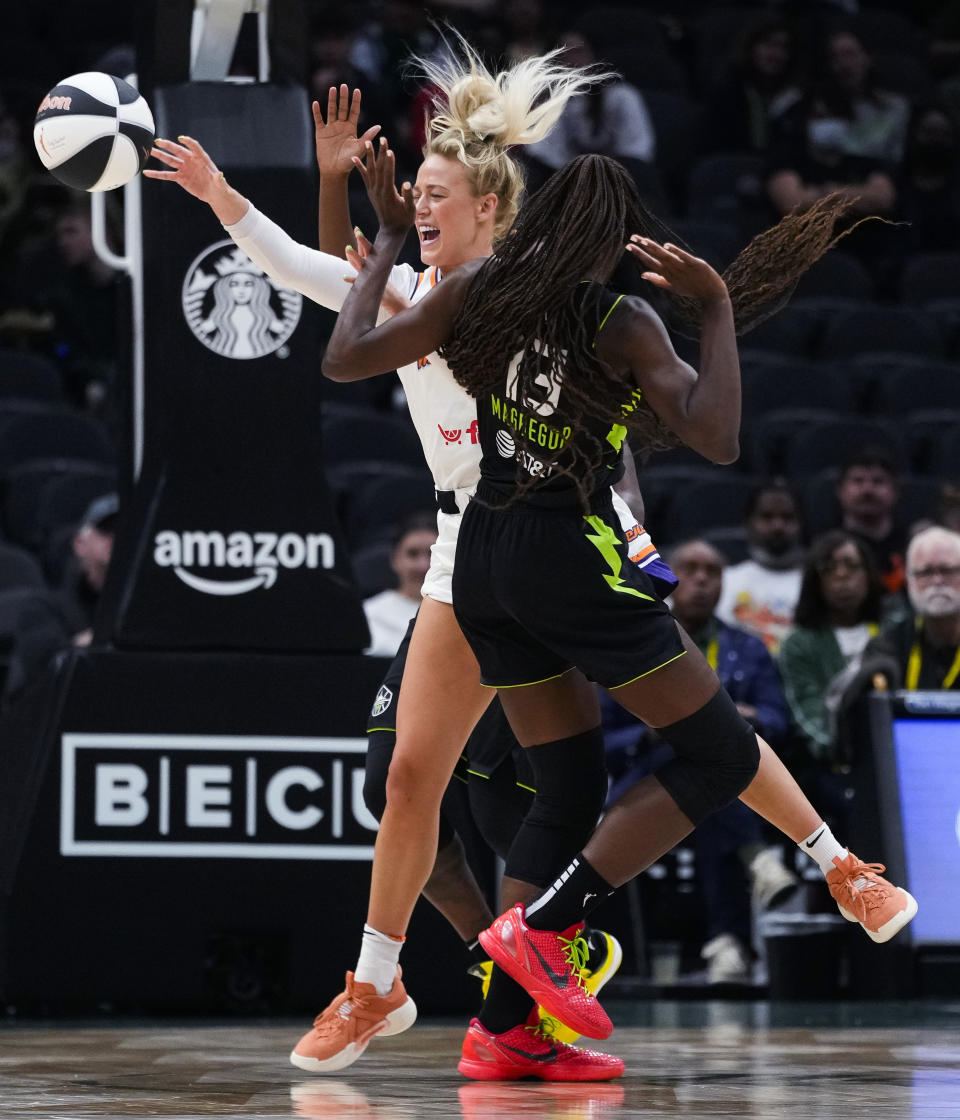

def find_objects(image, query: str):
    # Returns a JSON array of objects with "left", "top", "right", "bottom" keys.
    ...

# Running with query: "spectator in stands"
[
  {"left": 892, "top": 102, "right": 960, "bottom": 259},
  {"left": 363, "top": 511, "right": 437, "bottom": 657},
  {"left": 0, "top": 493, "right": 117, "bottom": 705},
  {"left": 61, "top": 493, "right": 118, "bottom": 646},
  {"left": 765, "top": 25, "right": 903, "bottom": 228},
  {"left": 778, "top": 530, "right": 885, "bottom": 836},
  {"left": 700, "top": 13, "right": 802, "bottom": 154},
  {"left": 524, "top": 28, "right": 655, "bottom": 187},
  {"left": 853, "top": 525, "right": 960, "bottom": 693},
  {"left": 716, "top": 480, "right": 804, "bottom": 654},
  {"left": 604, "top": 540, "right": 797, "bottom": 984},
  {"left": 40, "top": 200, "right": 122, "bottom": 412},
  {"left": 834, "top": 445, "right": 908, "bottom": 597}
]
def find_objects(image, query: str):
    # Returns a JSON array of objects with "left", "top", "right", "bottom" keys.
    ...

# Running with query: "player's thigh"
[
  {"left": 610, "top": 625, "right": 721, "bottom": 728},
  {"left": 496, "top": 669, "right": 601, "bottom": 748},
  {"left": 392, "top": 596, "right": 492, "bottom": 794}
]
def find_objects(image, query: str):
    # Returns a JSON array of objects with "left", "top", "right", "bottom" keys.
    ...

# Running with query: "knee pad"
[
  {"left": 504, "top": 726, "right": 608, "bottom": 888},
  {"left": 655, "top": 689, "right": 760, "bottom": 826},
  {"left": 362, "top": 730, "right": 395, "bottom": 823}
]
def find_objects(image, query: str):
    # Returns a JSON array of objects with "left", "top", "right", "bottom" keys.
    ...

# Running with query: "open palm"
[{"left": 314, "top": 85, "right": 380, "bottom": 177}]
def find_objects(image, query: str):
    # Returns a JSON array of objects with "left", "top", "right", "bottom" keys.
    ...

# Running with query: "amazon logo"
[{"left": 153, "top": 529, "right": 334, "bottom": 595}]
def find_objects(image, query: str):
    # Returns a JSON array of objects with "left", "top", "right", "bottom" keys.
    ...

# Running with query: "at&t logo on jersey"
[
  {"left": 153, "top": 529, "right": 334, "bottom": 596},
  {"left": 182, "top": 241, "right": 301, "bottom": 360}
]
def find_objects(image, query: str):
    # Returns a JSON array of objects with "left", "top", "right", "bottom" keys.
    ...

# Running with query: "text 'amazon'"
[{"left": 154, "top": 529, "right": 334, "bottom": 595}]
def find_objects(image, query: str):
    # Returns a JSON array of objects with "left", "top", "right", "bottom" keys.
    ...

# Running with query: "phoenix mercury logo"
[
  {"left": 154, "top": 529, "right": 334, "bottom": 595},
  {"left": 182, "top": 241, "right": 301, "bottom": 360}
]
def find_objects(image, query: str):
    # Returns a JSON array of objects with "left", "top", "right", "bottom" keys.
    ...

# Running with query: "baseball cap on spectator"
[{"left": 79, "top": 493, "right": 119, "bottom": 532}]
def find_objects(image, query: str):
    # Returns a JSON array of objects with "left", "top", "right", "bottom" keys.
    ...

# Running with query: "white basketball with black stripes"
[{"left": 33, "top": 72, "right": 155, "bottom": 192}]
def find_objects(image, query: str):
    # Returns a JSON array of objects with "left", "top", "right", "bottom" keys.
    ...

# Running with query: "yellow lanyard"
[
  {"left": 705, "top": 634, "right": 719, "bottom": 672},
  {"left": 906, "top": 618, "right": 960, "bottom": 690}
]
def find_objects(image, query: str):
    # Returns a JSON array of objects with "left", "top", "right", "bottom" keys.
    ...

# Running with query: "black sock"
[
  {"left": 582, "top": 925, "right": 609, "bottom": 971},
  {"left": 524, "top": 855, "right": 614, "bottom": 932},
  {"left": 478, "top": 965, "right": 536, "bottom": 1035},
  {"left": 464, "top": 938, "right": 488, "bottom": 968}
]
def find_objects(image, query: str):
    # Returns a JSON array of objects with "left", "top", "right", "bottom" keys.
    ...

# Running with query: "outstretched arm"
[
  {"left": 314, "top": 85, "right": 380, "bottom": 256},
  {"left": 145, "top": 135, "right": 250, "bottom": 225},
  {"left": 145, "top": 135, "right": 405, "bottom": 316},
  {"left": 323, "top": 140, "right": 478, "bottom": 381},
  {"left": 602, "top": 238, "right": 740, "bottom": 464}
]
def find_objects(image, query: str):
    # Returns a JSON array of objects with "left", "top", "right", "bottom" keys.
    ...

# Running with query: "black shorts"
[
  {"left": 452, "top": 483, "right": 686, "bottom": 690},
  {"left": 364, "top": 613, "right": 531, "bottom": 786}
]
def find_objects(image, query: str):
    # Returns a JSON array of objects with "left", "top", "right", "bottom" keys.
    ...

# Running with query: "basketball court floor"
[{"left": 3, "top": 999, "right": 959, "bottom": 1119}]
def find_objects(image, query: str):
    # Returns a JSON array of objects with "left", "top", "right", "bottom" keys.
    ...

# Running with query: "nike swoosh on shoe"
[{"left": 530, "top": 943, "right": 571, "bottom": 989}]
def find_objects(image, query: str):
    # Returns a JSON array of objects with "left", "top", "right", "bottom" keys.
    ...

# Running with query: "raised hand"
[
  {"left": 344, "top": 230, "right": 411, "bottom": 315},
  {"left": 353, "top": 138, "right": 415, "bottom": 237},
  {"left": 314, "top": 85, "right": 381, "bottom": 178},
  {"left": 626, "top": 236, "right": 729, "bottom": 306}
]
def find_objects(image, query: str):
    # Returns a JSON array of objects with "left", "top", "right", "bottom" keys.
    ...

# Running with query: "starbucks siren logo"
[{"left": 182, "top": 240, "right": 301, "bottom": 360}]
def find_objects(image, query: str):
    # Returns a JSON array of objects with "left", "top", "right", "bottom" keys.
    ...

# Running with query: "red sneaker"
[
  {"left": 478, "top": 905, "right": 613, "bottom": 1040},
  {"left": 457, "top": 1011, "right": 624, "bottom": 1082}
]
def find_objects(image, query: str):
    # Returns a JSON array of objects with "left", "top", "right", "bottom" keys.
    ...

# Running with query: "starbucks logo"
[{"left": 182, "top": 240, "right": 302, "bottom": 360}]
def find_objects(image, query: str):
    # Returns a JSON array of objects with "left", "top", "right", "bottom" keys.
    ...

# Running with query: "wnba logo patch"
[
  {"left": 182, "top": 240, "right": 301, "bottom": 360},
  {"left": 370, "top": 685, "right": 393, "bottom": 717}
]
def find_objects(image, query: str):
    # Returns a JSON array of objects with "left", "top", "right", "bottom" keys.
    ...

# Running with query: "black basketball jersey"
[{"left": 474, "top": 283, "right": 637, "bottom": 507}]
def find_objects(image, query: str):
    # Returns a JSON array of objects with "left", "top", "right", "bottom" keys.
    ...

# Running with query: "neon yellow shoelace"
[{"left": 558, "top": 932, "right": 590, "bottom": 989}]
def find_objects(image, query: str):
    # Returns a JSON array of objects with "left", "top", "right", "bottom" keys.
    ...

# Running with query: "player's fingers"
[
  {"left": 325, "top": 86, "right": 337, "bottom": 123},
  {"left": 142, "top": 169, "right": 177, "bottom": 180},
  {"left": 640, "top": 272, "right": 672, "bottom": 288},
  {"left": 149, "top": 147, "right": 183, "bottom": 167},
  {"left": 154, "top": 137, "right": 187, "bottom": 155},
  {"left": 360, "top": 124, "right": 381, "bottom": 145},
  {"left": 349, "top": 87, "right": 362, "bottom": 122},
  {"left": 337, "top": 83, "right": 349, "bottom": 120},
  {"left": 625, "top": 242, "right": 660, "bottom": 267}
]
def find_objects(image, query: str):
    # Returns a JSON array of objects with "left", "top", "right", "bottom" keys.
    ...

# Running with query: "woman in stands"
[{"left": 322, "top": 138, "right": 918, "bottom": 1049}]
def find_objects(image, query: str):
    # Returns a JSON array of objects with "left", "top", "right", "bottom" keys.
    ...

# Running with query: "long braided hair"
[{"left": 443, "top": 154, "right": 866, "bottom": 481}]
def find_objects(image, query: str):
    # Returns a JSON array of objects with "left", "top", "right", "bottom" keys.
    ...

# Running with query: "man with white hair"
[{"left": 858, "top": 526, "right": 960, "bottom": 690}]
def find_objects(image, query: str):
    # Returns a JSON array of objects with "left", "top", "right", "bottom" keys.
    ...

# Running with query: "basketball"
[{"left": 33, "top": 71, "right": 155, "bottom": 192}]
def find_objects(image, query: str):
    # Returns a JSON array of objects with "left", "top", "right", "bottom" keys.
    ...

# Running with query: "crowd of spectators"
[{"left": 0, "top": 1, "right": 959, "bottom": 985}]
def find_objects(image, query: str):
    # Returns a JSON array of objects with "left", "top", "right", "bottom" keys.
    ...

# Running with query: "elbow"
[
  {"left": 708, "top": 435, "right": 740, "bottom": 466},
  {"left": 321, "top": 350, "right": 348, "bottom": 382}
]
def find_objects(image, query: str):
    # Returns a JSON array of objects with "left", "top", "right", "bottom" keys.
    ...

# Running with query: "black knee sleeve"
[
  {"left": 467, "top": 760, "right": 534, "bottom": 862},
  {"left": 365, "top": 729, "right": 456, "bottom": 849},
  {"left": 654, "top": 689, "right": 760, "bottom": 826},
  {"left": 504, "top": 726, "right": 608, "bottom": 888},
  {"left": 363, "top": 730, "right": 394, "bottom": 823}
]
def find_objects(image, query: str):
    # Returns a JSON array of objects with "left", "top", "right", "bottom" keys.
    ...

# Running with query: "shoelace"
[
  {"left": 525, "top": 1017, "right": 563, "bottom": 1050},
  {"left": 839, "top": 861, "right": 893, "bottom": 912},
  {"left": 558, "top": 931, "right": 590, "bottom": 990},
  {"left": 314, "top": 992, "right": 371, "bottom": 1033}
]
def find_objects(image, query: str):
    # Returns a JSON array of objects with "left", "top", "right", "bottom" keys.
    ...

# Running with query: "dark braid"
[{"left": 444, "top": 154, "right": 864, "bottom": 469}]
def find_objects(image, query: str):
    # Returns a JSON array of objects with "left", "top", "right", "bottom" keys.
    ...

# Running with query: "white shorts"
[{"left": 421, "top": 486, "right": 474, "bottom": 604}]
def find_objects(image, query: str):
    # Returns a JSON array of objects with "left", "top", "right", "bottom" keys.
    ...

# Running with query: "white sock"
[
  {"left": 355, "top": 924, "right": 403, "bottom": 995},
  {"left": 798, "top": 822, "right": 848, "bottom": 875}
]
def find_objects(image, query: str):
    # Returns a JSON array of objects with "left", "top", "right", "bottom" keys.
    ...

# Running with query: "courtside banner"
[
  {"left": 60, "top": 733, "right": 379, "bottom": 859},
  {"left": 105, "top": 83, "right": 368, "bottom": 651}
]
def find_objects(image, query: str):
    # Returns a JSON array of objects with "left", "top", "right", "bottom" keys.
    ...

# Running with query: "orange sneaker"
[
  {"left": 289, "top": 969, "right": 417, "bottom": 1073},
  {"left": 826, "top": 852, "right": 918, "bottom": 943}
]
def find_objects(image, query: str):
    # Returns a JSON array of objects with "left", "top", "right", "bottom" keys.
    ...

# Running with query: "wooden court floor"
[{"left": 3, "top": 1000, "right": 960, "bottom": 1119}]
